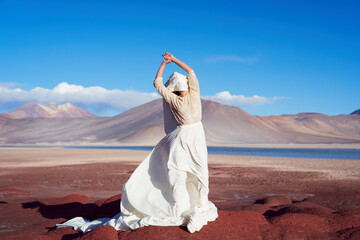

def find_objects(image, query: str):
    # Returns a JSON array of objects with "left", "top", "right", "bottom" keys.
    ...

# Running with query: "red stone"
[
  {"left": 0, "top": 235, "right": 55, "bottom": 240},
  {"left": 75, "top": 226, "right": 118, "bottom": 240},
  {"left": 261, "top": 195, "right": 292, "bottom": 207},
  {"left": 120, "top": 210, "right": 268, "bottom": 240},
  {"left": 327, "top": 213, "right": 360, "bottom": 232},
  {"left": 0, "top": 188, "right": 31, "bottom": 195},
  {"left": 241, "top": 204, "right": 271, "bottom": 214},
  {"left": 42, "top": 194, "right": 89, "bottom": 205}
]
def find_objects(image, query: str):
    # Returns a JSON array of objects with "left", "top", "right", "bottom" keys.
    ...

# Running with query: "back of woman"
[
  {"left": 154, "top": 69, "right": 202, "bottom": 126},
  {"left": 56, "top": 52, "right": 218, "bottom": 234}
]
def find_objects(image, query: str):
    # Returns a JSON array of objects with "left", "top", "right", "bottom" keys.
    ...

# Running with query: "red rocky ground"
[{"left": 1, "top": 162, "right": 360, "bottom": 239}]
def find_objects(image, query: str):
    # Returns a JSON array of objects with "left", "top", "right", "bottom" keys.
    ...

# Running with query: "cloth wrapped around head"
[{"left": 165, "top": 72, "right": 189, "bottom": 92}]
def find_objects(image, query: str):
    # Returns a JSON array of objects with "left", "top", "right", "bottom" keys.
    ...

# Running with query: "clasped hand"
[{"left": 162, "top": 52, "right": 175, "bottom": 64}]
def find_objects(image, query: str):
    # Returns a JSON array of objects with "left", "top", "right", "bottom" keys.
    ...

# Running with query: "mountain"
[
  {"left": 0, "top": 99, "right": 359, "bottom": 145},
  {"left": 6, "top": 101, "right": 96, "bottom": 119},
  {"left": 351, "top": 109, "right": 360, "bottom": 115},
  {"left": 0, "top": 114, "right": 9, "bottom": 129},
  {"left": 116, "top": 100, "right": 360, "bottom": 144},
  {"left": 260, "top": 112, "right": 360, "bottom": 143}
]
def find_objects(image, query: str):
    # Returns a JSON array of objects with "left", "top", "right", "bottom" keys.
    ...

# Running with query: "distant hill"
[
  {"left": 351, "top": 109, "right": 360, "bottom": 115},
  {"left": 7, "top": 101, "right": 96, "bottom": 119},
  {"left": 0, "top": 114, "right": 9, "bottom": 129},
  {"left": 0, "top": 99, "right": 359, "bottom": 145}
]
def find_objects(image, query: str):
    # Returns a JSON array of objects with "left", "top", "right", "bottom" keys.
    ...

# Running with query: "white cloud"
[
  {"left": 205, "top": 91, "right": 286, "bottom": 106},
  {"left": 205, "top": 55, "right": 257, "bottom": 64},
  {"left": 0, "top": 82, "right": 160, "bottom": 114},
  {"left": 0, "top": 82, "right": 287, "bottom": 116},
  {"left": 0, "top": 82, "right": 21, "bottom": 88}
]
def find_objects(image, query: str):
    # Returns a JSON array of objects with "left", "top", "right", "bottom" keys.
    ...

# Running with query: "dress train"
[{"left": 56, "top": 121, "right": 218, "bottom": 233}]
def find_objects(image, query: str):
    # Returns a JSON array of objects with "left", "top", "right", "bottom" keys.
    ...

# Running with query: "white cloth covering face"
[{"left": 165, "top": 72, "right": 189, "bottom": 92}]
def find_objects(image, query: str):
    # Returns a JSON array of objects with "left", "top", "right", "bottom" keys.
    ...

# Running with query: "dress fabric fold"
[
  {"left": 56, "top": 121, "right": 218, "bottom": 233},
  {"left": 57, "top": 70, "right": 218, "bottom": 233}
]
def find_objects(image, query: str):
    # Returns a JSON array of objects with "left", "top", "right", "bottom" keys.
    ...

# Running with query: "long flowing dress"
[{"left": 56, "top": 70, "right": 218, "bottom": 233}]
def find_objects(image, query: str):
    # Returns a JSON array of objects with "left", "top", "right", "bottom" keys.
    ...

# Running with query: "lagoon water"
[{"left": 2, "top": 145, "right": 360, "bottom": 160}]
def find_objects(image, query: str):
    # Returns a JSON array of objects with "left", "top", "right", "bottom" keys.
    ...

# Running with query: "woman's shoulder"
[{"left": 187, "top": 69, "right": 196, "bottom": 77}]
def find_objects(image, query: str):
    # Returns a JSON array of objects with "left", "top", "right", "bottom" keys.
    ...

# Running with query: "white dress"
[{"left": 56, "top": 70, "right": 218, "bottom": 233}]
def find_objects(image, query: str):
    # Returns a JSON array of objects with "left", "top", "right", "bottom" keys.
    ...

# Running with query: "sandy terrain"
[
  {"left": 208, "top": 143, "right": 360, "bottom": 149},
  {"left": 0, "top": 148, "right": 360, "bottom": 239},
  {"left": 3, "top": 143, "right": 360, "bottom": 148},
  {"left": 0, "top": 148, "right": 146, "bottom": 168}
]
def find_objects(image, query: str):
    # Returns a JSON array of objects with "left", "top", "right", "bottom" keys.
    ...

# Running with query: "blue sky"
[{"left": 0, "top": 0, "right": 359, "bottom": 116}]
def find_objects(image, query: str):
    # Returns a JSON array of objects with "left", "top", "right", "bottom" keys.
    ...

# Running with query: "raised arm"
[
  {"left": 155, "top": 59, "right": 172, "bottom": 79},
  {"left": 154, "top": 59, "right": 177, "bottom": 104},
  {"left": 162, "top": 53, "right": 193, "bottom": 73},
  {"left": 163, "top": 53, "right": 199, "bottom": 93}
]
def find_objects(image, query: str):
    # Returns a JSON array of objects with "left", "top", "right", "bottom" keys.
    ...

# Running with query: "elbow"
[
  {"left": 153, "top": 81, "right": 160, "bottom": 90},
  {"left": 154, "top": 77, "right": 163, "bottom": 88}
]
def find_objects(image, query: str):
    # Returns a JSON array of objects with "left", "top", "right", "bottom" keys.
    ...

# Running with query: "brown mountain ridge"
[
  {"left": 7, "top": 101, "right": 96, "bottom": 119},
  {"left": 0, "top": 100, "right": 359, "bottom": 145}
]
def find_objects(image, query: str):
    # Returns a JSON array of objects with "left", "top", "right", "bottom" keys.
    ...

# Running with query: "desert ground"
[{"left": 1, "top": 147, "right": 360, "bottom": 240}]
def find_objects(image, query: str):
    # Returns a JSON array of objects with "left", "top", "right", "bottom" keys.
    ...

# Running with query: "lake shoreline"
[
  {"left": 1, "top": 142, "right": 360, "bottom": 149},
  {"left": 1, "top": 144, "right": 360, "bottom": 160},
  {"left": 1, "top": 148, "right": 360, "bottom": 239}
]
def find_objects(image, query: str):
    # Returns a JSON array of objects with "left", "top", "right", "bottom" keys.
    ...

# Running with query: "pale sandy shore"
[
  {"left": 209, "top": 143, "right": 360, "bottom": 149},
  {"left": 1, "top": 147, "right": 360, "bottom": 240},
  {"left": 0, "top": 148, "right": 146, "bottom": 169},
  {"left": 0, "top": 148, "right": 359, "bottom": 181},
  {"left": 2, "top": 143, "right": 360, "bottom": 149}
]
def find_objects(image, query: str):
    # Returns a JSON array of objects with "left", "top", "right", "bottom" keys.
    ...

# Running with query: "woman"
[{"left": 56, "top": 53, "right": 218, "bottom": 233}]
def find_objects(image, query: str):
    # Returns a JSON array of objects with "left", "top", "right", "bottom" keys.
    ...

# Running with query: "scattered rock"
[
  {"left": 259, "top": 223, "right": 333, "bottom": 240},
  {"left": 264, "top": 200, "right": 335, "bottom": 217},
  {"left": 95, "top": 194, "right": 121, "bottom": 206},
  {"left": 92, "top": 194, "right": 121, "bottom": 219},
  {"left": 266, "top": 213, "right": 332, "bottom": 239},
  {"left": 214, "top": 211, "right": 269, "bottom": 240},
  {"left": 269, "top": 213, "right": 330, "bottom": 232},
  {"left": 287, "top": 201, "right": 335, "bottom": 216},
  {"left": 120, "top": 210, "right": 268, "bottom": 240},
  {"left": 258, "top": 195, "right": 292, "bottom": 207},
  {"left": 75, "top": 226, "right": 118, "bottom": 240},
  {"left": 42, "top": 194, "right": 89, "bottom": 205},
  {"left": 336, "top": 226, "right": 360, "bottom": 240},
  {"left": 99, "top": 194, "right": 121, "bottom": 206},
  {"left": 241, "top": 204, "right": 271, "bottom": 214},
  {"left": 0, "top": 235, "right": 55, "bottom": 240},
  {"left": 0, "top": 188, "right": 31, "bottom": 196},
  {"left": 3, "top": 192, "right": 360, "bottom": 240},
  {"left": 46, "top": 227, "right": 82, "bottom": 240},
  {"left": 327, "top": 213, "right": 360, "bottom": 232}
]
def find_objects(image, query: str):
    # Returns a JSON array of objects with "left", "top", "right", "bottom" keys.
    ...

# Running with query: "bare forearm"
[
  {"left": 162, "top": 52, "right": 192, "bottom": 73},
  {"left": 155, "top": 60, "right": 169, "bottom": 79},
  {"left": 154, "top": 59, "right": 176, "bottom": 103},
  {"left": 172, "top": 57, "right": 192, "bottom": 73}
]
